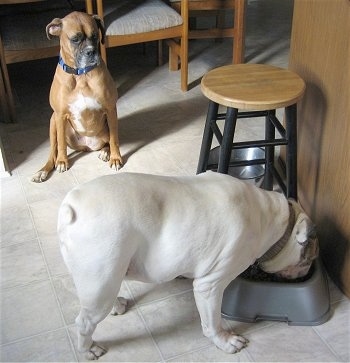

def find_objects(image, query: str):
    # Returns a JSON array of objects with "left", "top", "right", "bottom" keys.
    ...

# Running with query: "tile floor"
[{"left": 1, "top": 0, "right": 349, "bottom": 361}]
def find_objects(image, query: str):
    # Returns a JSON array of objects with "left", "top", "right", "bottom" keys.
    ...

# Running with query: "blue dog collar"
[{"left": 58, "top": 56, "right": 97, "bottom": 75}]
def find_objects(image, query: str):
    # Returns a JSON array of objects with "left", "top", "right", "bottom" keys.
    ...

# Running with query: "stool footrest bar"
[
  {"left": 231, "top": 139, "right": 287, "bottom": 149},
  {"left": 207, "top": 158, "right": 266, "bottom": 170},
  {"left": 217, "top": 111, "right": 269, "bottom": 120},
  {"left": 238, "top": 111, "right": 269, "bottom": 119}
]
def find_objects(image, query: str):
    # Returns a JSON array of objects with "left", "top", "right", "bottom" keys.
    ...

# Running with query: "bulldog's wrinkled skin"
[{"left": 58, "top": 172, "right": 318, "bottom": 359}]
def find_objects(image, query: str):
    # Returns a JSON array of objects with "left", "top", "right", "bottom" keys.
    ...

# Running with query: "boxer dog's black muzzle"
[{"left": 73, "top": 32, "right": 100, "bottom": 69}]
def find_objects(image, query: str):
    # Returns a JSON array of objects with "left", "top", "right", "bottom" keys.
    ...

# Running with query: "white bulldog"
[{"left": 57, "top": 171, "right": 318, "bottom": 360}]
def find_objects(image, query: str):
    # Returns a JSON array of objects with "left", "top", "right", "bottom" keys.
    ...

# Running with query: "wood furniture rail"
[{"left": 170, "top": 0, "right": 246, "bottom": 64}]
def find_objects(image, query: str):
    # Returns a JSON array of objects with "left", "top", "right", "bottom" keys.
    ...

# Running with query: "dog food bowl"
[
  {"left": 221, "top": 258, "right": 331, "bottom": 325},
  {"left": 207, "top": 147, "right": 265, "bottom": 185}
]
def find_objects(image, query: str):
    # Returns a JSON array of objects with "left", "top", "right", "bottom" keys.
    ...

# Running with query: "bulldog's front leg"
[{"left": 193, "top": 278, "right": 248, "bottom": 353}]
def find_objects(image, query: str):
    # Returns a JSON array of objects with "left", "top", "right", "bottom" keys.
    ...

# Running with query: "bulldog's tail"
[
  {"left": 58, "top": 203, "right": 76, "bottom": 225},
  {"left": 57, "top": 203, "right": 77, "bottom": 275}
]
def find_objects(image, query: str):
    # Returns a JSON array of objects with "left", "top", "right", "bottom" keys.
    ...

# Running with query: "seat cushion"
[{"left": 103, "top": 0, "right": 183, "bottom": 36}]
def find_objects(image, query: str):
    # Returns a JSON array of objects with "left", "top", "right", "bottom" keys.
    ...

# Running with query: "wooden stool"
[{"left": 197, "top": 63, "right": 305, "bottom": 199}]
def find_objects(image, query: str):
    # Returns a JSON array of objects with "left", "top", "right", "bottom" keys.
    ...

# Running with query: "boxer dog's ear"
[
  {"left": 46, "top": 18, "right": 63, "bottom": 40},
  {"left": 92, "top": 15, "right": 105, "bottom": 44}
]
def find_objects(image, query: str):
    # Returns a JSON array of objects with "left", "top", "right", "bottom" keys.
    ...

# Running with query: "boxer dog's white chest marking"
[{"left": 69, "top": 93, "right": 102, "bottom": 133}]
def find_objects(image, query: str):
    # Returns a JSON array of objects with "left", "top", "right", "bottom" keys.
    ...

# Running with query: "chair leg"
[
  {"left": 233, "top": 0, "right": 246, "bottom": 64},
  {"left": 157, "top": 40, "right": 164, "bottom": 66},
  {"left": 180, "top": 36, "right": 188, "bottom": 92},
  {"left": 168, "top": 36, "right": 188, "bottom": 91},
  {"left": 285, "top": 104, "right": 298, "bottom": 200},
  {"left": 168, "top": 40, "right": 180, "bottom": 71},
  {"left": 218, "top": 107, "right": 238, "bottom": 174},
  {"left": 180, "top": 0, "right": 189, "bottom": 91},
  {"left": 0, "top": 40, "right": 16, "bottom": 123},
  {"left": 100, "top": 43, "right": 107, "bottom": 65},
  {"left": 197, "top": 101, "right": 219, "bottom": 174}
]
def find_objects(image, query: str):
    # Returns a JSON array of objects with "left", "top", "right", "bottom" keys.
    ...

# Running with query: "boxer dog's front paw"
[
  {"left": 109, "top": 155, "right": 123, "bottom": 171},
  {"left": 211, "top": 330, "right": 248, "bottom": 353},
  {"left": 31, "top": 170, "right": 49, "bottom": 183},
  {"left": 86, "top": 342, "right": 107, "bottom": 360},
  {"left": 55, "top": 160, "right": 69, "bottom": 173},
  {"left": 98, "top": 147, "right": 110, "bottom": 162},
  {"left": 98, "top": 147, "right": 122, "bottom": 170}
]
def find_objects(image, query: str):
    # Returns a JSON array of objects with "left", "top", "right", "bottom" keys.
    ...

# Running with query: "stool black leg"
[
  {"left": 285, "top": 104, "right": 298, "bottom": 200},
  {"left": 218, "top": 107, "right": 238, "bottom": 174},
  {"left": 197, "top": 101, "right": 219, "bottom": 174},
  {"left": 264, "top": 110, "right": 275, "bottom": 190}
]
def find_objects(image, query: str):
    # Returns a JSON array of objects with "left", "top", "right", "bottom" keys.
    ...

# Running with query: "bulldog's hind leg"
[
  {"left": 193, "top": 278, "right": 248, "bottom": 353},
  {"left": 75, "top": 307, "right": 108, "bottom": 360},
  {"left": 74, "top": 273, "right": 127, "bottom": 360}
]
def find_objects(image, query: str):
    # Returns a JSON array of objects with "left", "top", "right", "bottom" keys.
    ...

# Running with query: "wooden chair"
[
  {"left": 85, "top": 0, "right": 189, "bottom": 91},
  {"left": 169, "top": 0, "right": 246, "bottom": 64},
  {"left": 0, "top": 34, "right": 15, "bottom": 123},
  {"left": 0, "top": 0, "right": 85, "bottom": 122}
]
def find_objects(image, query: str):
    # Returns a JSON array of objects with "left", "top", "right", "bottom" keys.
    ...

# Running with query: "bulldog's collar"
[
  {"left": 256, "top": 203, "right": 295, "bottom": 264},
  {"left": 58, "top": 56, "right": 97, "bottom": 75}
]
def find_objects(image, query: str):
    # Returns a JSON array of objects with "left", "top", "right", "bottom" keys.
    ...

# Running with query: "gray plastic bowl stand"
[{"left": 221, "top": 258, "right": 331, "bottom": 326}]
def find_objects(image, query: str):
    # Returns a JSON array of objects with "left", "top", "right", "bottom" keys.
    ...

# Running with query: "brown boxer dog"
[{"left": 31, "top": 11, "right": 122, "bottom": 183}]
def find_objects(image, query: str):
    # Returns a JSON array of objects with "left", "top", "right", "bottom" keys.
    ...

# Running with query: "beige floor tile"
[
  {"left": 1, "top": 281, "right": 63, "bottom": 344},
  {"left": 0, "top": 328, "right": 76, "bottom": 362},
  {"left": 119, "top": 141, "right": 184, "bottom": 176},
  {"left": 313, "top": 299, "right": 350, "bottom": 362},
  {"left": 1, "top": 239, "right": 48, "bottom": 289},
  {"left": 7, "top": 130, "right": 51, "bottom": 177},
  {"left": 245, "top": 323, "right": 339, "bottom": 362},
  {"left": 40, "top": 235, "right": 69, "bottom": 277},
  {"left": 167, "top": 343, "right": 252, "bottom": 362},
  {"left": 156, "top": 138, "right": 203, "bottom": 176},
  {"left": 20, "top": 171, "right": 77, "bottom": 204},
  {"left": 1, "top": 206, "right": 37, "bottom": 246},
  {"left": 69, "top": 152, "right": 120, "bottom": 184},
  {"left": 138, "top": 291, "right": 211, "bottom": 360},
  {"left": 0, "top": 175, "right": 27, "bottom": 210},
  {"left": 327, "top": 275, "right": 349, "bottom": 304},
  {"left": 29, "top": 198, "right": 62, "bottom": 239},
  {"left": 223, "top": 318, "right": 276, "bottom": 337}
]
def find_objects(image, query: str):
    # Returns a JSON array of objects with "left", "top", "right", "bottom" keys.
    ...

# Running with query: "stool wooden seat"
[{"left": 197, "top": 63, "right": 305, "bottom": 199}]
